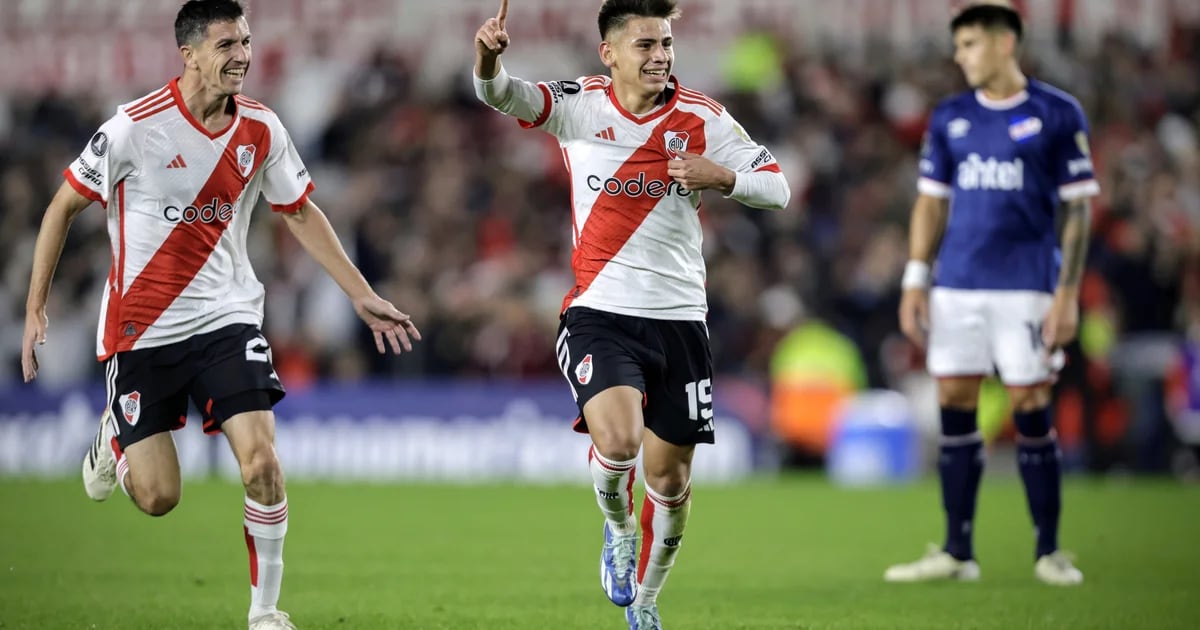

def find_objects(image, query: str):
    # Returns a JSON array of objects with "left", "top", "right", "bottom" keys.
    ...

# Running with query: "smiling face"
[
  {"left": 600, "top": 16, "right": 674, "bottom": 100},
  {"left": 180, "top": 17, "right": 252, "bottom": 97}
]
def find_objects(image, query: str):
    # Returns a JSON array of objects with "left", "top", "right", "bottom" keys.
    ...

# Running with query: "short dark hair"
[
  {"left": 597, "top": 0, "right": 681, "bottom": 40},
  {"left": 951, "top": 3, "right": 1023, "bottom": 42},
  {"left": 175, "top": 0, "right": 246, "bottom": 47}
]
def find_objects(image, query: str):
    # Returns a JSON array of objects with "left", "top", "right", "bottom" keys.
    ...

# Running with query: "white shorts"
[{"left": 927, "top": 288, "right": 1065, "bottom": 386}]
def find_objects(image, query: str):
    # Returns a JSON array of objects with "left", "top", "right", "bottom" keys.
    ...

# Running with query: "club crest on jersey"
[
  {"left": 1074, "top": 131, "right": 1091, "bottom": 156},
  {"left": 1008, "top": 116, "right": 1043, "bottom": 142},
  {"left": 575, "top": 354, "right": 594, "bottom": 385},
  {"left": 948, "top": 118, "right": 970, "bottom": 139},
  {"left": 235, "top": 144, "right": 255, "bottom": 177},
  {"left": 119, "top": 391, "right": 142, "bottom": 426},
  {"left": 664, "top": 131, "right": 690, "bottom": 158}
]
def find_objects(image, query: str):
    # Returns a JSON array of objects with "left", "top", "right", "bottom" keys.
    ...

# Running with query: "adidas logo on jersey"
[
  {"left": 166, "top": 154, "right": 188, "bottom": 168},
  {"left": 957, "top": 153, "right": 1024, "bottom": 191},
  {"left": 595, "top": 127, "right": 615, "bottom": 141},
  {"left": 587, "top": 172, "right": 690, "bottom": 199}
]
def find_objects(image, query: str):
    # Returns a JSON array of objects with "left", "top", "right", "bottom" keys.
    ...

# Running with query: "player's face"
[
  {"left": 601, "top": 17, "right": 674, "bottom": 97},
  {"left": 953, "top": 26, "right": 1007, "bottom": 88},
  {"left": 185, "top": 17, "right": 252, "bottom": 96}
]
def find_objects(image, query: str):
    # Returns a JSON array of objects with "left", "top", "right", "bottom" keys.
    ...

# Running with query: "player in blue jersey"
[{"left": 884, "top": 2, "right": 1094, "bottom": 586}]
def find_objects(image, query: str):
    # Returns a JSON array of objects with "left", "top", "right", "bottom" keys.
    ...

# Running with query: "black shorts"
[
  {"left": 104, "top": 324, "right": 285, "bottom": 450},
  {"left": 555, "top": 306, "right": 715, "bottom": 445}
]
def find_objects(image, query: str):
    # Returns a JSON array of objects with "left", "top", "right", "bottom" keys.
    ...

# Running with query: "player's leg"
[
  {"left": 223, "top": 407, "right": 294, "bottom": 627},
  {"left": 623, "top": 317, "right": 709, "bottom": 629},
  {"left": 886, "top": 288, "right": 988, "bottom": 582},
  {"left": 92, "top": 351, "right": 189, "bottom": 515},
  {"left": 627, "top": 430, "right": 693, "bottom": 627},
  {"left": 992, "top": 290, "right": 1081, "bottom": 585},
  {"left": 936, "top": 376, "right": 987, "bottom": 563},
  {"left": 121, "top": 433, "right": 183, "bottom": 515},
  {"left": 557, "top": 307, "right": 648, "bottom": 607},
  {"left": 584, "top": 386, "right": 647, "bottom": 607},
  {"left": 191, "top": 325, "right": 293, "bottom": 628}
]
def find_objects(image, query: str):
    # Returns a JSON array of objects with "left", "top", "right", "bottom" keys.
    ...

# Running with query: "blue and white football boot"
[
  {"left": 625, "top": 603, "right": 662, "bottom": 629},
  {"left": 600, "top": 521, "right": 638, "bottom": 606}
]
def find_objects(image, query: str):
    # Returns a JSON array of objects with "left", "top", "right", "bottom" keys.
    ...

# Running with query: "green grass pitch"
[{"left": 0, "top": 476, "right": 1196, "bottom": 629}]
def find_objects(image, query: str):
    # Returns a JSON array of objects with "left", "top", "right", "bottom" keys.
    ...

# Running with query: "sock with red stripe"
[
  {"left": 116, "top": 453, "right": 131, "bottom": 497},
  {"left": 634, "top": 482, "right": 692, "bottom": 606},
  {"left": 244, "top": 496, "right": 288, "bottom": 620},
  {"left": 588, "top": 445, "right": 638, "bottom": 535}
]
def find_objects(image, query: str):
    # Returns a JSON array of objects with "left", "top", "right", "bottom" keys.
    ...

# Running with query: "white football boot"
[
  {"left": 1035, "top": 551, "right": 1083, "bottom": 586},
  {"left": 249, "top": 611, "right": 297, "bottom": 629},
  {"left": 81, "top": 410, "right": 119, "bottom": 501},
  {"left": 884, "top": 543, "right": 981, "bottom": 582}
]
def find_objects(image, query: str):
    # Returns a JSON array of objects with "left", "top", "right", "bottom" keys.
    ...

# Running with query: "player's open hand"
[
  {"left": 1041, "top": 290, "right": 1079, "bottom": 351},
  {"left": 668, "top": 151, "right": 735, "bottom": 194},
  {"left": 352, "top": 295, "right": 423, "bottom": 355},
  {"left": 899, "top": 288, "right": 930, "bottom": 348},
  {"left": 476, "top": 0, "right": 510, "bottom": 57},
  {"left": 21, "top": 309, "right": 48, "bottom": 382}
]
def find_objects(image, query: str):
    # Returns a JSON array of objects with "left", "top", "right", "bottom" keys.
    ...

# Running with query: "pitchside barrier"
[{"left": 0, "top": 380, "right": 771, "bottom": 483}]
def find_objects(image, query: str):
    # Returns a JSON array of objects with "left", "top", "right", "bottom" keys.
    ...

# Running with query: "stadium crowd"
[{"left": 2, "top": 23, "right": 1197, "bottom": 471}]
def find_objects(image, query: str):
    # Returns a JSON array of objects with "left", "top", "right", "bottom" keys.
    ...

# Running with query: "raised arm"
[
  {"left": 472, "top": 0, "right": 550, "bottom": 123},
  {"left": 474, "top": 0, "right": 509, "bottom": 80},
  {"left": 23, "top": 180, "right": 95, "bottom": 382}
]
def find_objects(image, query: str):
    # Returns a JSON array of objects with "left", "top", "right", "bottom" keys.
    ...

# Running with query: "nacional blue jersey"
[{"left": 918, "top": 79, "right": 1100, "bottom": 292}]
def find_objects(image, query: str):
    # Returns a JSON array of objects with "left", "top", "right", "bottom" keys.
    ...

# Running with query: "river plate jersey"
[
  {"left": 520, "top": 75, "right": 782, "bottom": 320},
  {"left": 65, "top": 78, "right": 314, "bottom": 359}
]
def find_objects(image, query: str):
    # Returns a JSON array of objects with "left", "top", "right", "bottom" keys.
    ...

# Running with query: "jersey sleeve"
[
  {"left": 473, "top": 67, "right": 586, "bottom": 139},
  {"left": 63, "top": 113, "right": 136, "bottom": 208},
  {"left": 261, "top": 119, "right": 314, "bottom": 214},
  {"left": 1051, "top": 101, "right": 1100, "bottom": 201},
  {"left": 705, "top": 110, "right": 782, "bottom": 174},
  {"left": 917, "top": 108, "right": 954, "bottom": 198}
]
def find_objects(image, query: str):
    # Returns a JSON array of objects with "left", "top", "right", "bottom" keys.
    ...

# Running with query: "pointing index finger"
[{"left": 497, "top": 0, "right": 508, "bottom": 28}]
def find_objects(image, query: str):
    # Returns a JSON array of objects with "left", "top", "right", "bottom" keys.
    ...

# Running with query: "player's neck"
[
  {"left": 177, "top": 73, "right": 235, "bottom": 132},
  {"left": 979, "top": 66, "right": 1027, "bottom": 102},
  {"left": 612, "top": 81, "right": 667, "bottom": 116}
]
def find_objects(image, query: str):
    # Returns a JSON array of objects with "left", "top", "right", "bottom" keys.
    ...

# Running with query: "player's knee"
[
  {"left": 136, "top": 488, "right": 180, "bottom": 517},
  {"left": 641, "top": 461, "right": 690, "bottom": 497},
  {"left": 938, "top": 389, "right": 978, "bottom": 410},
  {"left": 591, "top": 435, "right": 641, "bottom": 463},
  {"left": 1009, "top": 386, "right": 1052, "bottom": 414},
  {"left": 239, "top": 447, "right": 284, "bottom": 494},
  {"left": 643, "top": 472, "right": 689, "bottom": 498}
]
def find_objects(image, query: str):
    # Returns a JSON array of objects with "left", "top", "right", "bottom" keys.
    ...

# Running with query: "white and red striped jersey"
[
  {"left": 64, "top": 78, "right": 314, "bottom": 360},
  {"left": 476, "top": 72, "right": 788, "bottom": 320}
]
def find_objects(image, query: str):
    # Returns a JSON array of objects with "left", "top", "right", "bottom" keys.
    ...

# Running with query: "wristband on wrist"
[{"left": 901, "top": 260, "right": 931, "bottom": 289}]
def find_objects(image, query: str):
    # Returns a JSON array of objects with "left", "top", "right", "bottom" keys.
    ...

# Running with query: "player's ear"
[
  {"left": 179, "top": 44, "right": 196, "bottom": 70},
  {"left": 599, "top": 40, "right": 616, "bottom": 69}
]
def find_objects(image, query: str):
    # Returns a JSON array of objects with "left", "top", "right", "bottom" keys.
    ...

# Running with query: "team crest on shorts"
[
  {"left": 664, "top": 131, "right": 690, "bottom": 158},
  {"left": 575, "top": 354, "right": 594, "bottom": 385},
  {"left": 119, "top": 391, "right": 142, "bottom": 426},
  {"left": 235, "top": 144, "right": 256, "bottom": 177}
]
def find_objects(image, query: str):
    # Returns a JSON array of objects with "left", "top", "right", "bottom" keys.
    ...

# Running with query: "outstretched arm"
[
  {"left": 23, "top": 180, "right": 94, "bottom": 382},
  {"left": 1042, "top": 197, "right": 1092, "bottom": 348},
  {"left": 280, "top": 199, "right": 421, "bottom": 354}
]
